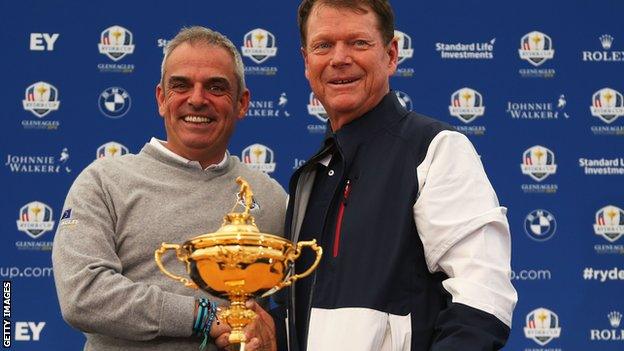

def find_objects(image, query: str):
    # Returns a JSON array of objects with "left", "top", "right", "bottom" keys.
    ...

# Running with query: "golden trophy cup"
[{"left": 155, "top": 177, "right": 322, "bottom": 350}]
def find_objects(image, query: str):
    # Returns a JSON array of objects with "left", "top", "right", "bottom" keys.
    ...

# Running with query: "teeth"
[
  {"left": 183, "top": 116, "right": 213, "bottom": 123},
  {"left": 333, "top": 79, "right": 355, "bottom": 84}
]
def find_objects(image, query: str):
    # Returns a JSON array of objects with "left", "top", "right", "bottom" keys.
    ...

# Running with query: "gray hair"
[{"left": 160, "top": 26, "right": 246, "bottom": 97}]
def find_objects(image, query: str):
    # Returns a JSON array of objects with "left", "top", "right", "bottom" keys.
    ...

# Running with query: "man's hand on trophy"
[
  {"left": 243, "top": 300, "right": 277, "bottom": 351},
  {"left": 212, "top": 300, "right": 276, "bottom": 351},
  {"left": 211, "top": 312, "right": 232, "bottom": 349}
]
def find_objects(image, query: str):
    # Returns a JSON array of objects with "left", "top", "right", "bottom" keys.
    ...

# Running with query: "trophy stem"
[{"left": 218, "top": 293, "right": 256, "bottom": 349}]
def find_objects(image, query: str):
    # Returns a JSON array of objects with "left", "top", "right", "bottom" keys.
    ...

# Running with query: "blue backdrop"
[{"left": 2, "top": 0, "right": 623, "bottom": 350}]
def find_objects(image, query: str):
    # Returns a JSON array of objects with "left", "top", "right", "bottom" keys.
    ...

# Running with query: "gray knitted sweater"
[{"left": 52, "top": 142, "right": 287, "bottom": 350}]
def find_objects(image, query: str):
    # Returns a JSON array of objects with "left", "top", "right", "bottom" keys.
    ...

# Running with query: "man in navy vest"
[{"left": 284, "top": 1, "right": 518, "bottom": 350}]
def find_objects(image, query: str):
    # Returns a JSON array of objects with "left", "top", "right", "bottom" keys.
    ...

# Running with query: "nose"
[
  {"left": 330, "top": 42, "right": 353, "bottom": 67},
  {"left": 187, "top": 83, "right": 207, "bottom": 109}
]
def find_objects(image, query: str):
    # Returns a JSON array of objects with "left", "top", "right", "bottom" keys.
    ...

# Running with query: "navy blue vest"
[{"left": 282, "top": 92, "right": 509, "bottom": 351}]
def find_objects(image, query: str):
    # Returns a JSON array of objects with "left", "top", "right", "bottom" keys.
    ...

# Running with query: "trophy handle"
[
  {"left": 262, "top": 239, "right": 323, "bottom": 297},
  {"left": 154, "top": 243, "right": 198, "bottom": 289}
]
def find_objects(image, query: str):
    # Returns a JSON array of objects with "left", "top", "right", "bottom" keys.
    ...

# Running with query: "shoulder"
[
  {"left": 69, "top": 153, "right": 142, "bottom": 192},
  {"left": 420, "top": 129, "right": 480, "bottom": 167},
  {"left": 383, "top": 111, "right": 456, "bottom": 164},
  {"left": 396, "top": 111, "right": 454, "bottom": 143}
]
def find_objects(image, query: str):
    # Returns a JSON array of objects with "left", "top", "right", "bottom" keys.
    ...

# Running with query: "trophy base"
[
  {"left": 228, "top": 328, "right": 247, "bottom": 348},
  {"left": 227, "top": 342, "right": 246, "bottom": 351}
]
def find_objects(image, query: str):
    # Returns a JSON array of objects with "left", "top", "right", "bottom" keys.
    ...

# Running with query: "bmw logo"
[
  {"left": 99, "top": 87, "right": 131, "bottom": 118},
  {"left": 524, "top": 209, "right": 557, "bottom": 242}
]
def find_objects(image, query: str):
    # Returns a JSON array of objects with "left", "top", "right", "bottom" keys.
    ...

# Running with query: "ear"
[
  {"left": 156, "top": 83, "right": 166, "bottom": 117},
  {"left": 301, "top": 47, "right": 310, "bottom": 80},
  {"left": 387, "top": 38, "right": 399, "bottom": 76},
  {"left": 236, "top": 89, "right": 251, "bottom": 120}
]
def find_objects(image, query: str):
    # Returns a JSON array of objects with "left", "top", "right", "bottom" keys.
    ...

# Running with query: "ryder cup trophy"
[{"left": 155, "top": 177, "right": 322, "bottom": 350}]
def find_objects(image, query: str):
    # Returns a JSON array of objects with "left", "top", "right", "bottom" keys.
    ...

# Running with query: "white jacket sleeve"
[{"left": 413, "top": 130, "right": 517, "bottom": 327}]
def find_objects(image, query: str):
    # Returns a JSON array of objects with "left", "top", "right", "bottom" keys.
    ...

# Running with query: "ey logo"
[
  {"left": 15, "top": 322, "right": 46, "bottom": 341},
  {"left": 29, "top": 33, "right": 59, "bottom": 51}
]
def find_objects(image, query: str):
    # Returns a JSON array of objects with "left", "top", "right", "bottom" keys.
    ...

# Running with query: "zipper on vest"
[{"left": 333, "top": 179, "right": 351, "bottom": 257}]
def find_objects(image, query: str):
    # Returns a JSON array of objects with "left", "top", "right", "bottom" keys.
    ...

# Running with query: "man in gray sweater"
[{"left": 52, "top": 26, "right": 286, "bottom": 351}]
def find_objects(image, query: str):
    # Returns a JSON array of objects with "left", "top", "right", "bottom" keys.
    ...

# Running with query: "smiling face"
[
  {"left": 156, "top": 42, "right": 249, "bottom": 167},
  {"left": 302, "top": 4, "right": 398, "bottom": 130}
]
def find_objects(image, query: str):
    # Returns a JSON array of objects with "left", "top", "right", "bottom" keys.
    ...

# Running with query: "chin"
[
  {"left": 327, "top": 95, "right": 363, "bottom": 110},
  {"left": 181, "top": 137, "right": 214, "bottom": 150}
]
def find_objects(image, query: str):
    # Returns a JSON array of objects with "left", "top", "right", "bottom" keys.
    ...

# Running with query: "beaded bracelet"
[{"left": 193, "top": 298, "right": 218, "bottom": 350}]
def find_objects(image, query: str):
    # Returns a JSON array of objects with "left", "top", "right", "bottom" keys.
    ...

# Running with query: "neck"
[
  {"left": 197, "top": 155, "right": 224, "bottom": 169},
  {"left": 326, "top": 89, "right": 390, "bottom": 132},
  {"left": 328, "top": 113, "right": 360, "bottom": 131},
  {"left": 162, "top": 141, "right": 225, "bottom": 168}
]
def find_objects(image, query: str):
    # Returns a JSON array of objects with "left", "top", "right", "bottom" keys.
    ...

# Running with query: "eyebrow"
[
  {"left": 167, "top": 75, "right": 232, "bottom": 89},
  {"left": 167, "top": 76, "right": 190, "bottom": 86},
  {"left": 310, "top": 30, "right": 375, "bottom": 41}
]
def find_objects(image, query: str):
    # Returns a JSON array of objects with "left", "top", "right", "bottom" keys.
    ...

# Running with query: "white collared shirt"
[{"left": 149, "top": 137, "right": 228, "bottom": 171}]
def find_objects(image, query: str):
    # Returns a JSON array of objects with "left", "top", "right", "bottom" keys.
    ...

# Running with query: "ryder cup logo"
[
  {"left": 98, "top": 87, "right": 131, "bottom": 118},
  {"left": 519, "top": 31, "right": 555, "bottom": 66},
  {"left": 22, "top": 81, "right": 60, "bottom": 118},
  {"left": 521, "top": 146, "right": 557, "bottom": 182},
  {"left": 307, "top": 92, "right": 328, "bottom": 123},
  {"left": 590, "top": 88, "right": 624, "bottom": 124},
  {"left": 96, "top": 142, "right": 129, "bottom": 159},
  {"left": 449, "top": 88, "right": 485, "bottom": 123},
  {"left": 242, "top": 144, "right": 276, "bottom": 173},
  {"left": 524, "top": 308, "right": 562, "bottom": 346},
  {"left": 524, "top": 209, "right": 557, "bottom": 241},
  {"left": 395, "top": 90, "right": 413, "bottom": 111},
  {"left": 593, "top": 205, "right": 624, "bottom": 243},
  {"left": 241, "top": 28, "right": 278, "bottom": 64},
  {"left": 98, "top": 25, "right": 135, "bottom": 61},
  {"left": 16, "top": 201, "right": 55, "bottom": 239},
  {"left": 394, "top": 30, "right": 414, "bottom": 64}
]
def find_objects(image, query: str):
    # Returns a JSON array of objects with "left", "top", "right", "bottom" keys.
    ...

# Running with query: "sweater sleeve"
[
  {"left": 52, "top": 163, "right": 195, "bottom": 341},
  {"left": 413, "top": 131, "right": 518, "bottom": 350}
]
